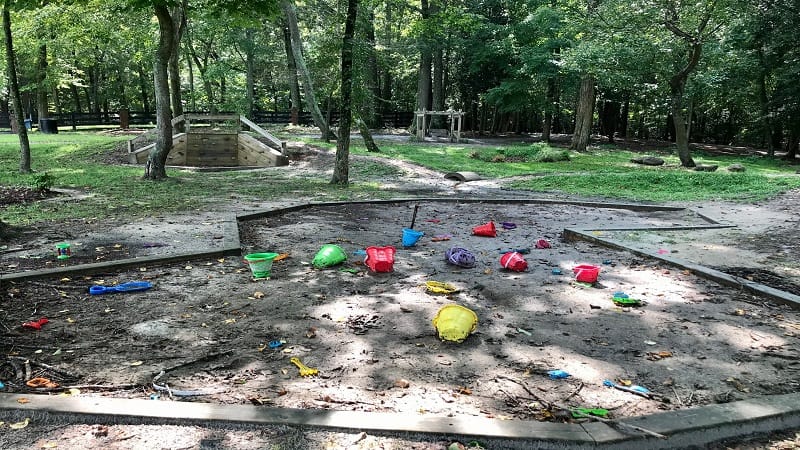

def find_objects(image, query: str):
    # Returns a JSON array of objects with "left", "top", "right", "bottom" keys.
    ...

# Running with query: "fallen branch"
[{"left": 572, "top": 410, "right": 667, "bottom": 440}]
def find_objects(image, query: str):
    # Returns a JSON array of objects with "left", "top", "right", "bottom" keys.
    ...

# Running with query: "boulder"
[
  {"left": 693, "top": 164, "right": 719, "bottom": 172},
  {"left": 630, "top": 156, "right": 665, "bottom": 166},
  {"left": 727, "top": 163, "right": 746, "bottom": 172}
]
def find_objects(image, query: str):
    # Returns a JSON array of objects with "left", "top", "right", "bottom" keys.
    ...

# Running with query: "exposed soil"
[{"left": 1, "top": 138, "right": 800, "bottom": 449}]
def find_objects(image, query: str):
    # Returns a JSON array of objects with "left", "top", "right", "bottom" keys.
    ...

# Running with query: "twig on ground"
[
  {"left": 572, "top": 410, "right": 668, "bottom": 440},
  {"left": 671, "top": 387, "right": 684, "bottom": 406},
  {"left": 563, "top": 382, "right": 584, "bottom": 402},
  {"left": 8, "top": 356, "right": 80, "bottom": 380},
  {"left": 157, "top": 350, "right": 234, "bottom": 375}
]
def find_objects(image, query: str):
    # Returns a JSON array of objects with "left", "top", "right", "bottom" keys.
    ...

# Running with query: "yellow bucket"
[
  {"left": 432, "top": 304, "right": 478, "bottom": 343},
  {"left": 425, "top": 281, "right": 458, "bottom": 295}
]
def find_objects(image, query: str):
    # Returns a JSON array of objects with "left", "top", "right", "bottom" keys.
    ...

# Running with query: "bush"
[
  {"left": 532, "top": 148, "right": 570, "bottom": 162},
  {"left": 29, "top": 172, "right": 55, "bottom": 192}
]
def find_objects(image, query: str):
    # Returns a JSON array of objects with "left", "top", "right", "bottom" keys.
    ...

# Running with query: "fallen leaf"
[
  {"left": 217, "top": 258, "right": 226, "bottom": 263},
  {"left": 113, "top": 244, "right": 122, "bottom": 249},
  {"left": 224, "top": 318, "right": 236, "bottom": 324},
  {"left": 60, "top": 278, "right": 71, "bottom": 282},
  {"left": 17, "top": 398, "right": 30, "bottom": 404},
  {"left": 253, "top": 291, "right": 265, "bottom": 299},
  {"left": 9, "top": 418, "right": 29, "bottom": 429},
  {"left": 457, "top": 386, "right": 472, "bottom": 395},
  {"left": 41, "top": 441, "right": 58, "bottom": 448},
  {"left": 617, "top": 379, "right": 632, "bottom": 386},
  {"left": 66, "top": 318, "right": 75, "bottom": 323},
  {"left": 129, "top": 360, "right": 143, "bottom": 366},
  {"left": 394, "top": 379, "right": 410, "bottom": 388}
]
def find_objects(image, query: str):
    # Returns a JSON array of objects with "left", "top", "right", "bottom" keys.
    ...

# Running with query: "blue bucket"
[{"left": 402, "top": 228, "right": 424, "bottom": 247}]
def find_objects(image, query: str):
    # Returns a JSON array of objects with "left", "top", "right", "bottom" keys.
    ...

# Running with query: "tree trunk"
[
  {"left": 137, "top": 63, "right": 150, "bottom": 113},
  {"left": 282, "top": 20, "right": 302, "bottom": 125},
  {"left": 331, "top": 0, "right": 358, "bottom": 185},
  {"left": 144, "top": 4, "right": 176, "bottom": 180},
  {"left": 281, "top": 0, "right": 335, "bottom": 140},
  {"left": 363, "top": 10, "right": 381, "bottom": 128},
  {"left": 410, "top": 0, "right": 432, "bottom": 135},
  {"left": 543, "top": 77, "right": 558, "bottom": 142},
  {"left": 357, "top": 118, "right": 379, "bottom": 152},
  {"left": 569, "top": 74, "right": 594, "bottom": 151},
  {"left": 244, "top": 28, "right": 256, "bottom": 118},
  {"left": 36, "top": 43, "right": 48, "bottom": 122},
  {"left": 169, "top": 1, "right": 186, "bottom": 131},
  {"left": 3, "top": 0, "right": 31, "bottom": 173}
]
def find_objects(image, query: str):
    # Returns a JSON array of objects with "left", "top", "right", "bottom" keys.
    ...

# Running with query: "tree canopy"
[{"left": 0, "top": 0, "right": 796, "bottom": 158}]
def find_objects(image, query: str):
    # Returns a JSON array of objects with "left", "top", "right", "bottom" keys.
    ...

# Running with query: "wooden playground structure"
[
  {"left": 127, "top": 114, "right": 289, "bottom": 167},
  {"left": 414, "top": 109, "right": 464, "bottom": 143}
]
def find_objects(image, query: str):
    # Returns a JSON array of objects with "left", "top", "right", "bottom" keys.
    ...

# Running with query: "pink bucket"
[
  {"left": 365, "top": 246, "right": 396, "bottom": 272},
  {"left": 573, "top": 264, "right": 600, "bottom": 283}
]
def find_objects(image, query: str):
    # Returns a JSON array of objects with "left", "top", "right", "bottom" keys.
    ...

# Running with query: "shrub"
[{"left": 29, "top": 172, "right": 55, "bottom": 192}]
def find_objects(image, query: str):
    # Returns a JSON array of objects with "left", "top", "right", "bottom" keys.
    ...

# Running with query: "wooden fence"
[{"left": 0, "top": 110, "right": 415, "bottom": 130}]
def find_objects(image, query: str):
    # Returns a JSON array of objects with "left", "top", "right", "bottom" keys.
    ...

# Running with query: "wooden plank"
[
  {"left": 240, "top": 116, "right": 285, "bottom": 153},
  {"left": 238, "top": 134, "right": 288, "bottom": 166}
]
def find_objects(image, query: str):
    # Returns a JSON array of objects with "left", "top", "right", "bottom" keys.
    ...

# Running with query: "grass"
[
  {"left": 0, "top": 132, "right": 386, "bottom": 225},
  {"left": 2, "top": 131, "right": 799, "bottom": 225}
]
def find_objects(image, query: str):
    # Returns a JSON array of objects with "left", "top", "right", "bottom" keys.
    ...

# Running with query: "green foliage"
[
  {"left": 29, "top": 172, "right": 55, "bottom": 192},
  {"left": 471, "top": 142, "right": 570, "bottom": 163}
]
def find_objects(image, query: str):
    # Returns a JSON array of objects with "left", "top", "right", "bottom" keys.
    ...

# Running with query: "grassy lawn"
[
  {"left": 342, "top": 139, "right": 800, "bottom": 202},
  {"left": 2, "top": 131, "right": 799, "bottom": 225}
]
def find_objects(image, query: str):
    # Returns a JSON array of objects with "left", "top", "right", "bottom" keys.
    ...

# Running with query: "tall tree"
[
  {"left": 281, "top": 0, "right": 335, "bottom": 140},
  {"left": 3, "top": 0, "right": 31, "bottom": 173},
  {"left": 331, "top": 0, "right": 358, "bottom": 184},
  {"left": 168, "top": 0, "right": 187, "bottom": 128},
  {"left": 144, "top": 2, "right": 177, "bottom": 180}
]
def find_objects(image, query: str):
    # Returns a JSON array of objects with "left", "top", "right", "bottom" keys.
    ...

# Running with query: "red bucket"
[
  {"left": 472, "top": 221, "right": 496, "bottom": 237},
  {"left": 500, "top": 252, "right": 528, "bottom": 272},
  {"left": 572, "top": 264, "right": 600, "bottom": 283},
  {"left": 365, "top": 246, "right": 396, "bottom": 273}
]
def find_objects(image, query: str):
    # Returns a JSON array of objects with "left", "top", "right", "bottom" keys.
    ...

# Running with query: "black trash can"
[{"left": 40, "top": 118, "right": 58, "bottom": 134}]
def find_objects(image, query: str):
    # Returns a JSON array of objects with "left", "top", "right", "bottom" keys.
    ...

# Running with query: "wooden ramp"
[{"left": 127, "top": 114, "right": 288, "bottom": 167}]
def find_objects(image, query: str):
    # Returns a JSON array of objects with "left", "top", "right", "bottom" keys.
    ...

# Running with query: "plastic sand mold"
[
  {"left": 365, "top": 246, "right": 396, "bottom": 272},
  {"left": 613, "top": 297, "right": 643, "bottom": 306},
  {"left": 572, "top": 408, "right": 609, "bottom": 418},
  {"left": 500, "top": 252, "right": 528, "bottom": 272},
  {"left": 22, "top": 317, "right": 49, "bottom": 330},
  {"left": 432, "top": 304, "right": 478, "bottom": 343},
  {"left": 290, "top": 357, "right": 318, "bottom": 377},
  {"left": 548, "top": 369, "right": 571, "bottom": 379},
  {"left": 312, "top": 244, "right": 347, "bottom": 268},
  {"left": 445, "top": 247, "right": 476, "bottom": 268},
  {"left": 425, "top": 281, "right": 458, "bottom": 295},
  {"left": 89, "top": 281, "right": 152, "bottom": 295},
  {"left": 472, "top": 221, "right": 497, "bottom": 237},
  {"left": 573, "top": 264, "right": 600, "bottom": 283}
]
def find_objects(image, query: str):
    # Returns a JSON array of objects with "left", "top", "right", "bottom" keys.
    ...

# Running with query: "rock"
[
  {"left": 631, "top": 156, "right": 665, "bottom": 166},
  {"left": 693, "top": 164, "right": 719, "bottom": 172},
  {"left": 727, "top": 163, "right": 746, "bottom": 172}
]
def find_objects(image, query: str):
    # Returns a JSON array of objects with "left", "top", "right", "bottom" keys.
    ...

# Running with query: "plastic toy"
[
  {"left": 290, "top": 357, "right": 319, "bottom": 377},
  {"left": 472, "top": 221, "right": 496, "bottom": 237},
  {"left": 365, "top": 246, "right": 396, "bottom": 272},
  {"left": 89, "top": 281, "right": 152, "bottom": 295},
  {"left": 402, "top": 228, "right": 424, "bottom": 247},
  {"left": 312, "top": 244, "right": 347, "bottom": 268},
  {"left": 500, "top": 252, "right": 528, "bottom": 272},
  {"left": 573, "top": 264, "right": 600, "bottom": 283},
  {"left": 432, "top": 304, "right": 478, "bottom": 343}
]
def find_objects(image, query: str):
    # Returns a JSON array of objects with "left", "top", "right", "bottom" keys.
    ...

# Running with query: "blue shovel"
[{"left": 89, "top": 281, "right": 153, "bottom": 295}]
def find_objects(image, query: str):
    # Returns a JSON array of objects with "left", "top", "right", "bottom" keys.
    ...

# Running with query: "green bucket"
[
  {"left": 244, "top": 252, "right": 279, "bottom": 278},
  {"left": 312, "top": 244, "right": 347, "bottom": 268}
]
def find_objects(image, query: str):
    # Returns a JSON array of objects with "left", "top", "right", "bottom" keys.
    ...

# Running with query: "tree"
[
  {"left": 331, "top": 0, "right": 358, "bottom": 184},
  {"left": 281, "top": 0, "right": 336, "bottom": 140},
  {"left": 3, "top": 0, "right": 31, "bottom": 173},
  {"left": 144, "top": 2, "right": 177, "bottom": 180}
]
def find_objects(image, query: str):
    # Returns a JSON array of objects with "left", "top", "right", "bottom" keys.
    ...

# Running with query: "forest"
[{"left": 2, "top": 0, "right": 798, "bottom": 161}]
